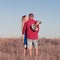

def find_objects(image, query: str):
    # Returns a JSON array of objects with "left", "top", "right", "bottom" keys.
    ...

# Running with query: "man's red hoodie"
[{"left": 22, "top": 19, "right": 39, "bottom": 40}]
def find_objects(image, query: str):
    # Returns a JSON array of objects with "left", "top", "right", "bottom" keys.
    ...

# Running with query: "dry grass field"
[{"left": 0, "top": 38, "right": 60, "bottom": 60}]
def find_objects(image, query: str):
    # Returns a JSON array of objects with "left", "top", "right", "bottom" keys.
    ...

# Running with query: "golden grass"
[{"left": 0, "top": 38, "right": 60, "bottom": 60}]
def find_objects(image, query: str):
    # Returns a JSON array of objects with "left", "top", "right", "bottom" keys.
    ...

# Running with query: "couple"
[{"left": 22, "top": 13, "right": 39, "bottom": 57}]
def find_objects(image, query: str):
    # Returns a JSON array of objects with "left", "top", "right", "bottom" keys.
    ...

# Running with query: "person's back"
[{"left": 26, "top": 19, "right": 39, "bottom": 40}]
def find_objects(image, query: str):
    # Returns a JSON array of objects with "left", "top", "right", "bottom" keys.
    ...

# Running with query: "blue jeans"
[{"left": 24, "top": 35, "right": 27, "bottom": 45}]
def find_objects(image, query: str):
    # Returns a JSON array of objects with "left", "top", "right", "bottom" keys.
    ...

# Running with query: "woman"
[{"left": 21, "top": 15, "right": 28, "bottom": 56}]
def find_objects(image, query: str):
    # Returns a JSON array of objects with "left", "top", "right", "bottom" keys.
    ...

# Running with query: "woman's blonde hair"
[
  {"left": 21, "top": 15, "right": 27, "bottom": 30},
  {"left": 22, "top": 15, "right": 26, "bottom": 22}
]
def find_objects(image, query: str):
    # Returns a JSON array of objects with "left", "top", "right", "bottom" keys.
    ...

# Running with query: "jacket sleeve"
[{"left": 22, "top": 22, "right": 27, "bottom": 34}]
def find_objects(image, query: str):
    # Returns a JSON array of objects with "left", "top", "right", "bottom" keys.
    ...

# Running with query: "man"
[{"left": 22, "top": 13, "right": 39, "bottom": 57}]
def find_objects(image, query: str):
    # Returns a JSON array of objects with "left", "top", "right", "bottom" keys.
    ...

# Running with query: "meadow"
[{"left": 0, "top": 38, "right": 60, "bottom": 60}]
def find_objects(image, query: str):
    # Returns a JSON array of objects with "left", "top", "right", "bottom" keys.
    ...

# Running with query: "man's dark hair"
[{"left": 29, "top": 13, "right": 34, "bottom": 17}]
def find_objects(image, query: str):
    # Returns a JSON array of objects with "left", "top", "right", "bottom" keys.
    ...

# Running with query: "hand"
[{"left": 36, "top": 28, "right": 38, "bottom": 31}]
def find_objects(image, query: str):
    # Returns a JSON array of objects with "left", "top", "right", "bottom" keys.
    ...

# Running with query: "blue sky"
[{"left": 0, "top": 0, "right": 60, "bottom": 38}]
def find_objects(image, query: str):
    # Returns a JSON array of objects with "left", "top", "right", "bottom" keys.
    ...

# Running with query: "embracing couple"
[{"left": 22, "top": 13, "right": 40, "bottom": 57}]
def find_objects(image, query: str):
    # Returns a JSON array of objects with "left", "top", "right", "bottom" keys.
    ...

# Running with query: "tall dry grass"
[{"left": 0, "top": 38, "right": 60, "bottom": 60}]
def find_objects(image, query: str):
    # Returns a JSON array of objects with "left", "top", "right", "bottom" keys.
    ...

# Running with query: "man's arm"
[{"left": 22, "top": 22, "right": 27, "bottom": 42}]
